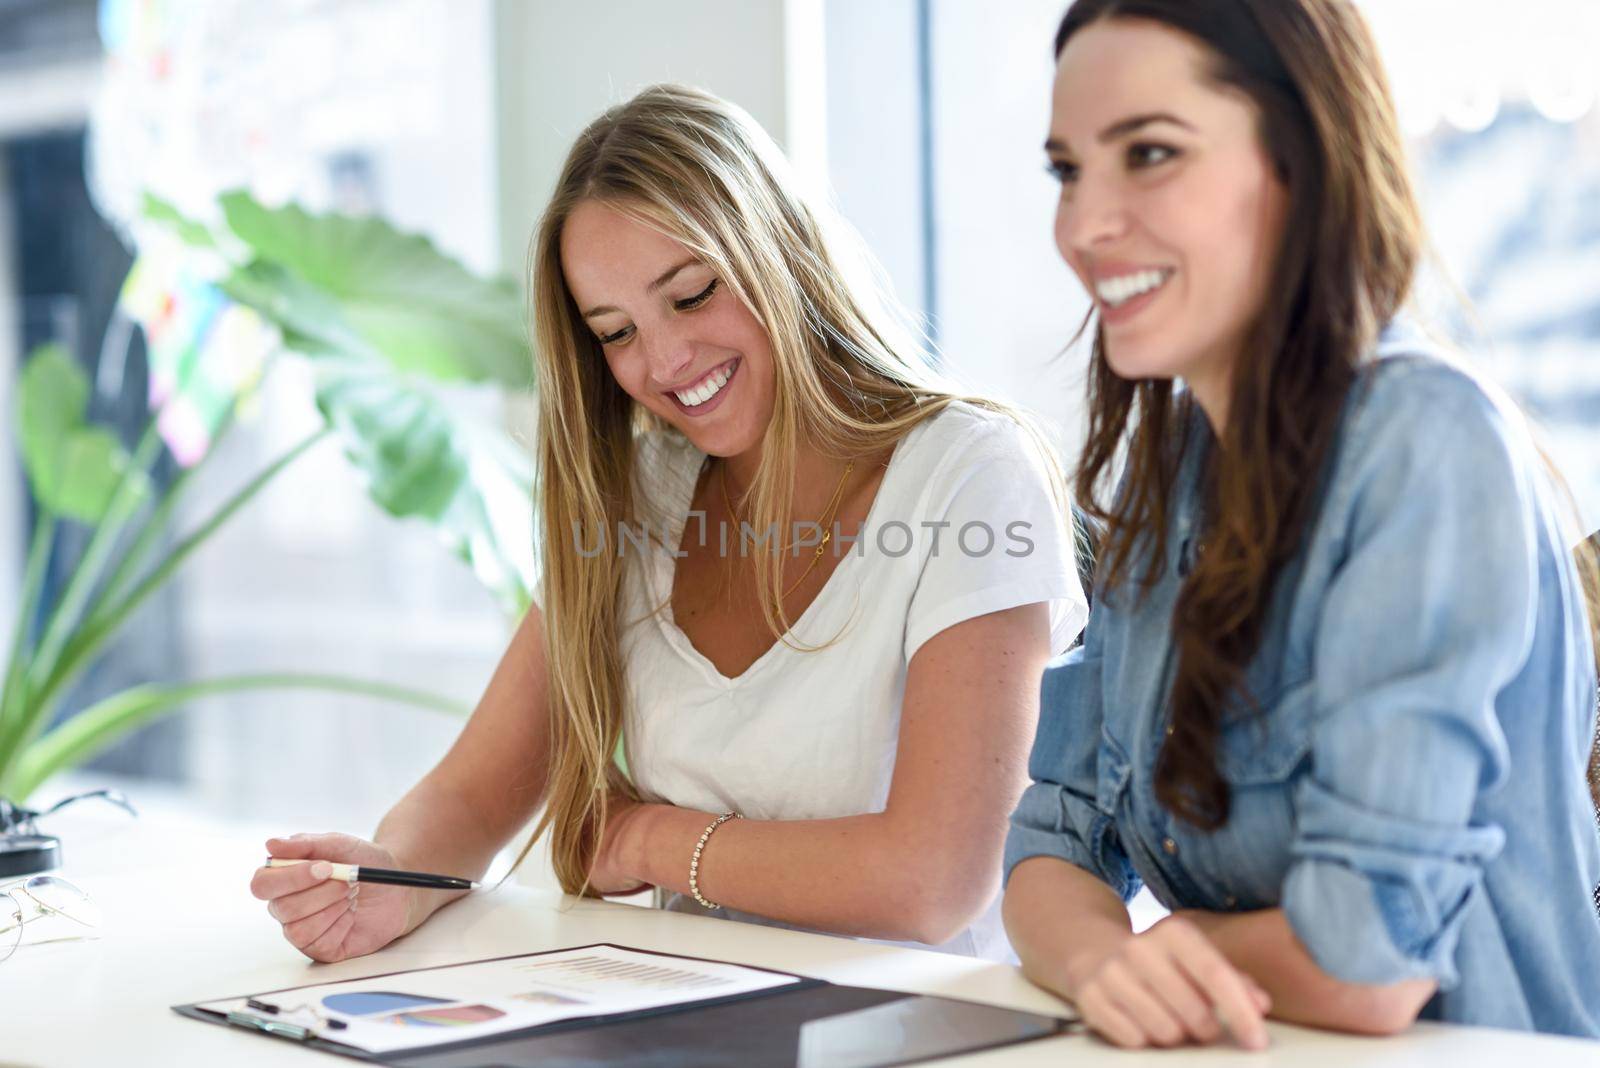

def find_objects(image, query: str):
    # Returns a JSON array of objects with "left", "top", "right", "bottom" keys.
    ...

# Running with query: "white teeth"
[
  {"left": 1096, "top": 269, "right": 1171, "bottom": 307},
  {"left": 673, "top": 363, "right": 733, "bottom": 407}
]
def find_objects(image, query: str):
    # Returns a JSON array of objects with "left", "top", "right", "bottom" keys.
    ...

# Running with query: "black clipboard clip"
[
  {"left": 224, "top": 997, "right": 349, "bottom": 1042},
  {"left": 224, "top": 1009, "right": 317, "bottom": 1042}
]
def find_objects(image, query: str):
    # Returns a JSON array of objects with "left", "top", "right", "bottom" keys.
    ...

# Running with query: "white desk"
[{"left": 4, "top": 799, "right": 1597, "bottom": 1067}]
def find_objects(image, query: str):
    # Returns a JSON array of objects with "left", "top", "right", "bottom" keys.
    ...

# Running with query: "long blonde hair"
[{"left": 510, "top": 84, "right": 1055, "bottom": 894}]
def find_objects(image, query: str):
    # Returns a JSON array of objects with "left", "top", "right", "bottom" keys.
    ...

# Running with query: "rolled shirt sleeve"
[
  {"left": 1282, "top": 368, "right": 1533, "bottom": 988},
  {"left": 1004, "top": 608, "right": 1143, "bottom": 901}
]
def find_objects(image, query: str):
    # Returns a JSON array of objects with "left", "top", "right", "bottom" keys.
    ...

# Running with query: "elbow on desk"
[
  {"left": 1314, "top": 978, "right": 1436, "bottom": 1037},
  {"left": 874, "top": 865, "right": 995, "bottom": 947},
  {"left": 889, "top": 904, "right": 969, "bottom": 948}
]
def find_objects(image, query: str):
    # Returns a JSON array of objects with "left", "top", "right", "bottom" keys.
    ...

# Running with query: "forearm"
[
  {"left": 621, "top": 803, "right": 998, "bottom": 944},
  {"left": 374, "top": 774, "right": 510, "bottom": 934},
  {"left": 373, "top": 605, "right": 552, "bottom": 934},
  {"left": 1002, "top": 856, "right": 1134, "bottom": 1001},
  {"left": 1182, "top": 907, "right": 1435, "bottom": 1035}
]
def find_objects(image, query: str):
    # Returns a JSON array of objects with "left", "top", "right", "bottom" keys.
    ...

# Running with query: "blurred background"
[{"left": 1, "top": 0, "right": 1596, "bottom": 860}]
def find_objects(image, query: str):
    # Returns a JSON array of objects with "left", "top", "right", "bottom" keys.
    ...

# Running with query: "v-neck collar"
[{"left": 645, "top": 422, "right": 924, "bottom": 688}]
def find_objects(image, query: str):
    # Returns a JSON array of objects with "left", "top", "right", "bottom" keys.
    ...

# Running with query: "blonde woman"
[{"left": 250, "top": 85, "right": 1087, "bottom": 961}]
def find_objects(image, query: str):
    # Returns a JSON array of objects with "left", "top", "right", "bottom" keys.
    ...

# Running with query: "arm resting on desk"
[
  {"left": 1002, "top": 856, "right": 1135, "bottom": 999},
  {"left": 1180, "top": 908, "right": 1435, "bottom": 1036},
  {"left": 1000, "top": 860, "right": 1434, "bottom": 1036}
]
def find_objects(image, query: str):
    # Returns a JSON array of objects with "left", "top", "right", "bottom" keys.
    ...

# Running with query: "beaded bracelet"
[{"left": 689, "top": 811, "right": 740, "bottom": 910}]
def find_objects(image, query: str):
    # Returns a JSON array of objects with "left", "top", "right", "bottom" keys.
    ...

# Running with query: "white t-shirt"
[{"left": 604, "top": 401, "right": 1088, "bottom": 960}]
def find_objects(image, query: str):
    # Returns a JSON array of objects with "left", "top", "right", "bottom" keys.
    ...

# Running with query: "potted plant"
[{"left": 0, "top": 190, "right": 538, "bottom": 805}]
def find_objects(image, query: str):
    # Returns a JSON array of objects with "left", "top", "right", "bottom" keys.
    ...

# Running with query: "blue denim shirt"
[{"left": 1004, "top": 321, "right": 1600, "bottom": 1037}]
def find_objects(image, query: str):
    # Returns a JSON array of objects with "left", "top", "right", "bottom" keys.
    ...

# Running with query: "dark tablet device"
[{"left": 797, "top": 992, "right": 1074, "bottom": 1068}]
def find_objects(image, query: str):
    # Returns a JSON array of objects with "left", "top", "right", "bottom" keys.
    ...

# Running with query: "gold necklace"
[{"left": 719, "top": 459, "right": 856, "bottom": 598}]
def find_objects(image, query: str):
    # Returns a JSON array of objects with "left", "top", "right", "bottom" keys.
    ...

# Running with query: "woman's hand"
[
  {"left": 585, "top": 788, "right": 653, "bottom": 897},
  {"left": 1070, "top": 914, "right": 1272, "bottom": 1050},
  {"left": 249, "top": 832, "right": 419, "bottom": 963}
]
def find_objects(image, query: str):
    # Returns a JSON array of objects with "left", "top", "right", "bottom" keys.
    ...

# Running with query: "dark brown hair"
[{"left": 1057, "top": 0, "right": 1424, "bottom": 828}]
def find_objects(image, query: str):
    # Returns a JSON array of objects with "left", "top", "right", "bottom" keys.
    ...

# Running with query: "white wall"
[
  {"left": 822, "top": 0, "right": 927, "bottom": 321},
  {"left": 493, "top": 0, "right": 816, "bottom": 278},
  {"left": 926, "top": 0, "right": 1090, "bottom": 452},
  {"left": 819, "top": 0, "right": 1092, "bottom": 451},
  {"left": 372, "top": 3, "right": 502, "bottom": 277}
]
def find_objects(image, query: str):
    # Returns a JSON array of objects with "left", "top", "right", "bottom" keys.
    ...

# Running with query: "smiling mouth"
[
  {"left": 1095, "top": 268, "right": 1176, "bottom": 308},
  {"left": 667, "top": 357, "right": 738, "bottom": 408}
]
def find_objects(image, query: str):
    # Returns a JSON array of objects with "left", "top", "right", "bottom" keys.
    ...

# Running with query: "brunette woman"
[{"left": 1003, "top": 0, "right": 1600, "bottom": 1048}]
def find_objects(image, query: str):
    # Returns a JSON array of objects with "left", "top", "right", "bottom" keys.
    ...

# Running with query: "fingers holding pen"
[
  {"left": 282, "top": 886, "right": 356, "bottom": 950},
  {"left": 298, "top": 899, "right": 361, "bottom": 963},
  {"left": 267, "top": 876, "right": 355, "bottom": 925},
  {"left": 249, "top": 831, "right": 416, "bottom": 964},
  {"left": 251, "top": 854, "right": 338, "bottom": 901}
]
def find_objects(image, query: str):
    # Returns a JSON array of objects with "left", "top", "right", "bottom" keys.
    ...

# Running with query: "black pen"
[{"left": 264, "top": 858, "right": 480, "bottom": 891}]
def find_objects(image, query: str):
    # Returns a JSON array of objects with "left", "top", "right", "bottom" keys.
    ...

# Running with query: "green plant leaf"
[
  {"left": 18, "top": 342, "right": 85, "bottom": 460},
  {"left": 3, "top": 672, "right": 468, "bottom": 802},
  {"left": 315, "top": 364, "right": 535, "bottom": 613},
  {"left": 50, "top": 427, "right": 141, "bottom": 520},
  {"left": 218, "top": 190, "right": 533, "bottom": 389},
  {"left": 140, "top": 191, "right": 218, "bottom": 249},
  {"left": 219, "top": 260, "right": 372, "bottom": 359},
  {"left": 16, "top": 345, "right": 149, "bottom": 522}
]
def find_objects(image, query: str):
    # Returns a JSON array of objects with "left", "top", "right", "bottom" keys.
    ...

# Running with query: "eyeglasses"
[
  {"left": 1, "top": 875, "right": 102, "bottom": 962},
  {"left": 1, "top": 788, "right": 138, "bottom": 837}
]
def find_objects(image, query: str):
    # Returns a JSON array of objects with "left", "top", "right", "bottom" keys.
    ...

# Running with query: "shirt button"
[
  {"left": 1162, "top": 837, "right": 1178, "bottom": 856},
  {"left": 1165, "top": 724, "right": 1175, "bottom": 737}
]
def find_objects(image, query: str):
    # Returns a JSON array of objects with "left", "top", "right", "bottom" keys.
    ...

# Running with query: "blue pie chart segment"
[{"left": 323, "top": 991, "right": 455, "bottom": 1016}]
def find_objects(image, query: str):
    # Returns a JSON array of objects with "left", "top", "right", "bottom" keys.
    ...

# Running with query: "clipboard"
[{"left": 172, "top": 942, "right": 1075, "bottom": 1067}]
